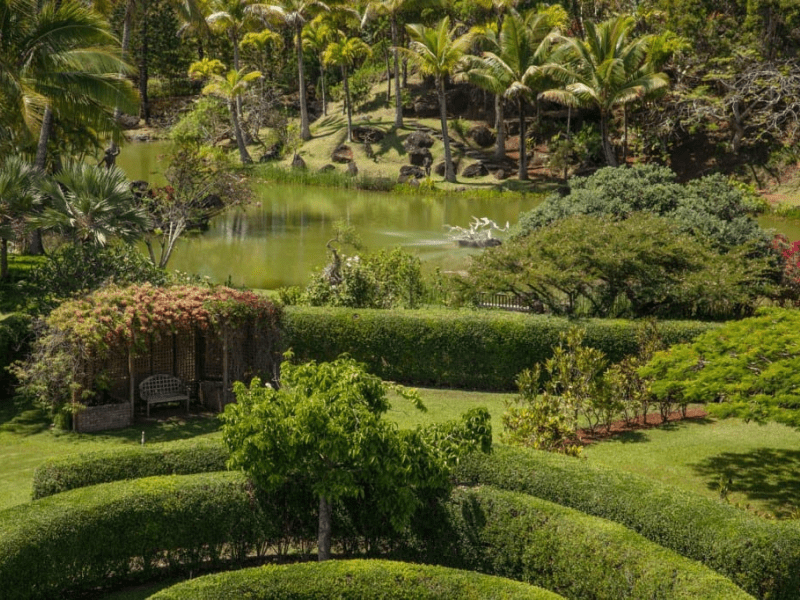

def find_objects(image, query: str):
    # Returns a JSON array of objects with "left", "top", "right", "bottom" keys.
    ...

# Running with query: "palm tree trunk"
[
  {"left": 232, "top": 31, "right": 243, "bottom": 121},
  {"left": 230, "top": 100, "right": 252, "bottom": 164},
  {"left": 29, "top": 106, "right": 53, "bottom": 255},
  {"left": 297, "top": 22, "right": 311, "bottom": 140},
  {"left": 391, "top": 17, "right": 403, "bottom": 128},
  {"left": 600, "top": 111, "right": 617, "bottom": 167},
  {"left": 111, "top": 0, "right": 135, "bottom": 153},
  {"left": 494, "top": 93, "right": 506, "bottom": 160},
  {"left": 321, "top": 66, "right": 327, "bottom": 116},
  {"left": 1, "top": 238, "right": 8, "bottom": 280},
  {"left": 518, "top": 98, "right": 528, "bottom": 180},
  {"left": 343, "top": 66, "right": 353, "bottom": 142},
  {"left": 384, "top": 45, "right": 391, "bottom": 104},
  {"left": 318, "top": 495, "right": 332, "bottom": 561},
  {"left": 139, "top": 0, "right": 150, "bottom": 125},
  {"left": 438, "top": 77, "right": 456, "bottom": 183}
]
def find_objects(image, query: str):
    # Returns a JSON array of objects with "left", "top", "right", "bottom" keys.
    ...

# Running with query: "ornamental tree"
[
  {"left": 220, "top": 355, "right": 491, "bottom": 561},
  {"left": 640, "top": 308, "right": 800, "bottom": 430}
]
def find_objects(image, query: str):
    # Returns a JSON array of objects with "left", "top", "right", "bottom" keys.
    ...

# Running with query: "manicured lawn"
[{"left": 583, "top": 414, "right": 800, "bottom": 518}]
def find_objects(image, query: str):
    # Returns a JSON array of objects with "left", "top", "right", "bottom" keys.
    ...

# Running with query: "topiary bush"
[
  {"left": 281, "top": 307, "right": 719, "bottom": 390},
  {"left": 454, "top": 445, "right": 800, "bottom": 600},
  {"left": 149, "top": 559, "right": 564, "bottom": 599},
  {"left": 411, "top": 486, "right": 754, "bottom": 600},
  {"left": 31, "top": 438, "right": 230, "bottom": 499}
]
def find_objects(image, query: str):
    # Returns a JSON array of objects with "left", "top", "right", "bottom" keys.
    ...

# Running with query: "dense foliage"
[
  {"left": 282, "top": 306, "right": 719, "bottom": 390},
  {"left": 455, "top": 445, "right": 800, "bottom": 600},
  {"left": 641, "top": 308, "right": 800, "bottom": 430},
  {"left": 150, "top": 560, "right": 564, "bottom": 600},
  {"left": 465, "top": 212, "right": 777, "bottom": 319},
  {"left": 221, "top": 355, "right": 491, "bottom": 559}
]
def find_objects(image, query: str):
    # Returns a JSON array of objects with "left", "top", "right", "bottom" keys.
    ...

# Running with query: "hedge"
[
  {"left": 0, "top": 472, "right": 265, "bottom": 600},
  {"left": 0, "top": 312, "right": 30, "bottom": 394},
  {"left": 149, "top": 559, "right": 564, "bottom": 600},
  {"left": 454, "top": 446, "right": 800, "bottom": 600},
  {"left": 31, "top": 437, "right": 229, "bottom": 499},
  {"left": 412, "top": 486, "right": 754, "bottom": 600},
  {"left": 281, "top": 307, "right": 718, "bottom": 390}
]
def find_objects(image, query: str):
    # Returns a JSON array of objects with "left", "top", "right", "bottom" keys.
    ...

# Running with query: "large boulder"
[
  {"left": 332, "top": 144, "right": 353, "bottom": 163},
  {"left": 291, "top": 153, "right": 306, "bottom": 170},
  {"left": 318, "top": 164, "right": 336, "bottom": 173},
  {"left": 409, "top": 148, "right": 433, "bottom": 167},
  {"left": 259, "top": 141, "right": 283, "bottom": 162},
  {"left": 399, "top": 165, "right": 426, "bottom": 180},
  {"left": 347, "top": 161, "right": 359, "bottom": 177},
  {"left": 404, "top": 130, "right": 435, "bottom": 151},
  {"left": 469, "top": 125, "right": 496, "bottom": 148},
  {"left": 462, "top": 162, "right": 490, "bottom": 178},
  {"left": 352, "top": 126, "right": 385, "bottom": 143},
  {"left": 434, "top": 160, "right": 460, "bottom": 177},
  {"left": 412, "top": 96, "right": 439, "bottom": 117}
]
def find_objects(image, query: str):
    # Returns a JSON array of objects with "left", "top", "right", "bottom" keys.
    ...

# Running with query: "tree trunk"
[
  {"left": 518, "top": 98, "right": 528, "bottom": 180},
  {"left": 29, "top": 106, "right": 53, "bottom": 255},
  {"left": 297, "top": 22, "right": 311, "bottom": 140},
  {"left": 318, "top": 495, "right": 332, "bottom": 561},
  {"left": 494, "top": 93, "right": 506, "bottom": 160},
  {"left": 343, "top": 66, "right": 353, "bottom": 142},
  {"left": 230, "top": 100, "right": 252, "bottom": 164},
  {"left": 384, "top": 45, "right": 391, "bottom": 104},
  {"left": 391, "top": 17, "right": 403, "bottom": 128},
  {"left": 600, "top": 111, "right": 617, "bottom": 167},
  {"left": 139, "top": 0, "right": 150, "bottom": 125},
  {"left": 321, "top": 66, "right": 327, "bottom": 116},
  {"left": 0, "top": 238, "right": 7, "bottom": 280},
  {"left": 111, "top": 0, "right": 135, "bottom": 153},
  {"left": 438, "top": 77, "right": 456, "bottom": 183},
  {"left": 232, "top": 31, "right": 243, "bottom": 121}
]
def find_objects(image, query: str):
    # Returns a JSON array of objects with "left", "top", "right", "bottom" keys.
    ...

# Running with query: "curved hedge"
[
  {"left": 31, "top": 437, "right": 229, "bottom": 499},
  {"left": 454, "top": 446, "right": 800, "bottom": 600},
  {"left": 417, "top": 486, "right": 753, "bottom": 600},
  {"left": 149, "top": 559, "right": 564, "bottom": 600},
  {"left": 281, "top": 307, "right": 717, "bottom": 390},
  {"left": 0, "top": 472, "right": 264, "bottom": 600}
]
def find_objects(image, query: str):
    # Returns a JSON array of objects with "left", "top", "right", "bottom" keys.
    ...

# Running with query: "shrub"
[
  {"left": 31, "top": 438, "right": 229, "bottom": 499},
  {"left": 454, "top": 445, "right": 800, "bottom": 600},
  {"left": 149, "top": 559, "right": 564, "bottom": 599},
  {"left": 0, "top": 312, "right": 30, "bottom": 395},
  {"left": 281, "top": 307, "right": 719, "bottom": 390},
  {"left": 0, "top": 472, "right": 268, "bottom": 600}
]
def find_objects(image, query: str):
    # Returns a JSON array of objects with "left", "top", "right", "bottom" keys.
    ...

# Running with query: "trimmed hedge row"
[
  {"left": 31, "top": 437, "right": 229, "bottom": 499},
  {"left": 416, "top": 486, "right": 753, "bottom": 600},
  {"left": 0, "top": 471, "right": 751, "bottom": 600},
  {"left": 454, "top": 446, "right": 800, "bottom": 600},
  {"left": 0, "top": 472, "right": 264, "bottom": 600},
  {"left": 149, "top": 559, "right": 564, "bottom": 599},
  {"left": 281, "top": 307, "right": 718, "bottom": 390}
]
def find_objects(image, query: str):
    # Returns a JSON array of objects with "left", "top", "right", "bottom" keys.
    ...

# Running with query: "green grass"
[
  {"left": 388, "top": 387, "right": 511, "bottom": 434},
  {"left": 583, "top": 414, "right": 800, "bottom": 518}
]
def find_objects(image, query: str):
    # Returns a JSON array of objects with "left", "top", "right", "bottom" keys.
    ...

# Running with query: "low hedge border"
[
  {"left": 0, "top": 471, "right": 750, "bottom": 600},
  {"left": 414, "top": 486, "right": 753, "bottom": 600},
  {"left": 148, "top": 559, "right": 564, "bottom": 600},
  {"left": 281, "top": 307, "right": 718, "bottom": 390},
  {"left": 454, "top": 446, "right": 800, "bottom": 600},
  {"left": 31, "top": 437, "right": 229, "bottom": 499}
]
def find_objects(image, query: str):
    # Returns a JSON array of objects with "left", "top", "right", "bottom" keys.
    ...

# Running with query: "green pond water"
[
  {"left": 118, "top": 142, "right": 542, "bottom": 289},
  {"left": 118, "top": 141, "right": 800, "bottom": 290}
]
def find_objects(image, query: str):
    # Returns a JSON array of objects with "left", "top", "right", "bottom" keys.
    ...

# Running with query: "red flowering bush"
[{"left": 771, "top": 234, "right": 800, "bottom": 300}]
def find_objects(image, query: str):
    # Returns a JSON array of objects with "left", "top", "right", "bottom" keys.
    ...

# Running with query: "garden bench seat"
[{"left": 139, "top": 374, "right": 190, "bottom": 417}]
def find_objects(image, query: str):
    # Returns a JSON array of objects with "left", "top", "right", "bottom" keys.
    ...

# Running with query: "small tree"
[{"left": 220, "top": 355, "right": 491, "bottom": 561}]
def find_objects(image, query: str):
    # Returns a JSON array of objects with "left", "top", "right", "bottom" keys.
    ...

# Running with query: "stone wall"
[{"left": 74, "top": 403, "right": 132, "bottom": 433}]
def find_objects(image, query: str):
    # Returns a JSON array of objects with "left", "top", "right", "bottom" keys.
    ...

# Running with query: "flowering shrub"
[{"left": 772, "top": 234, "right": 800, "bottom": 297}]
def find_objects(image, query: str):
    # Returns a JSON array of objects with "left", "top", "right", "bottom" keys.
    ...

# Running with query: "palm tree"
[
  {"left": 303, "top": 15, "right": 335, "bottom": 117},
  {"left": 323, "top": 32, "right": 371, "bottom": 142},
  {"left": 0, "top": 0, "right": 138, "bottom": 171},
  {"left": 541, "top": 15, "right": 669, "bottom": 167},
  {"left": 403, "top": 17, "right": 474, "bottom": 183},
  {"left": 251, "top": 0, "right": 331, "bottom": 141},
  {"left": 361, "top": 0, "right": 440, "bottom": 130},
  {"left": 35, "top": 163, "right": 148, "bottom": 247},
  {"left": 466, "top": 12, "right": 562, "bottom": 179},
  {"left": 200, "top": 66, "right": 263, "bottom": 163},
  {"left": 0, "top": 158, "right": 40, "bottom": 279}
]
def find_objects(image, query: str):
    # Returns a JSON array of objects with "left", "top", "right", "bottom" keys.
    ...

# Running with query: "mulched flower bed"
[{"left": 576, "top": 407, "right": 710, "bottom": 445}]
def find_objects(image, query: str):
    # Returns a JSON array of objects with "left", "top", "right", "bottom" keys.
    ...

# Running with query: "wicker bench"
[{"left": 139, "top": 374, "right": 190, "bottom": 417}]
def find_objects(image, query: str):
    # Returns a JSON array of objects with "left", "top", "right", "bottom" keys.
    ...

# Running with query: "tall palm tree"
[
  {"left": 323, "top": 32, "right": 371, "bottom": 142},
  {"left": 403, "top": 17, "right": 474, "bottom": 183},
  {"left": 0, "top": 158, "right": 40, "bottom": 279},
  {"left": 201, "top": 66, "right": 263, "bottom": 163},
  {"left": 0, "top": 0, "right": 138, "bottom": 171},
  {"left": 251, "top": 0, "right": 331, "bottom": 141},
  {"left": 541, "top": 15, "right": 669, "bottom": 167},
  {"left": 303, "top": 15, "right": 335, "bottom": 117},
  {"left": 466, "top": 12, "right": 562, "bottom": 179},
  {"left": 35, "top": 163, "right": 148, "bottom": 247},
  {"left": 361, "top": 0, "right": 440, "bottom": 130}
]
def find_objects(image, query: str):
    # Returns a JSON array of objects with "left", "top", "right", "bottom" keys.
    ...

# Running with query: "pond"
[
  {"left": 118, "top": 142, "right": 543, "bottom": 289},
  {"left": 118, "top": 142, "right": 800, "bottom": 290}
]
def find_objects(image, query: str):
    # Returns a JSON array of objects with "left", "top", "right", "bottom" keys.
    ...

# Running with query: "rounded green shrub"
[
  {"left": 148, "top": 559, "right": 564, "bottom": 599},
  {"left": 31, "top": 438, "right": 229, "bottom": 499},
  {"left": 455, "top": 446, "right": 800, "bottom": 600},
  {"left": 282, "top": 307, "right": 717, "bottom": 390}
]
